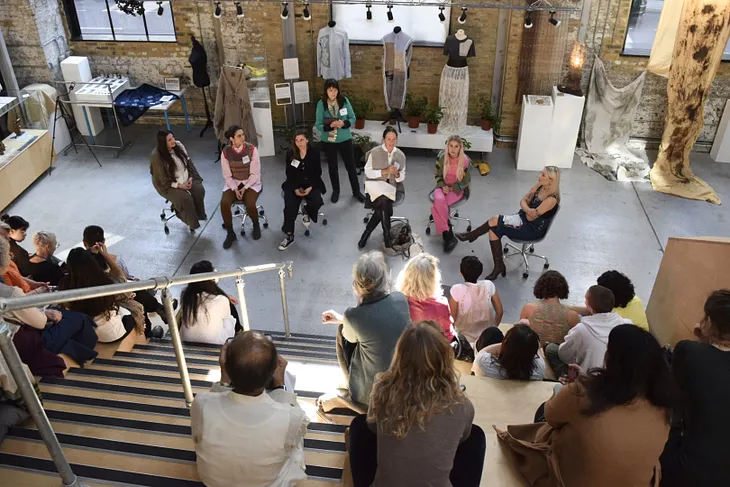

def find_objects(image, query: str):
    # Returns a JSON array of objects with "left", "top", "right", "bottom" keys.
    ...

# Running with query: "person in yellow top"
[{"left": 571, "top": 270, "right": 649, "bottom": 331}]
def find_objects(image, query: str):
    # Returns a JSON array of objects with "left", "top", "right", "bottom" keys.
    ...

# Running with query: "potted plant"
[
  {"left": 404, "top": 94, "right": 428, "bottom": 129},
  {"left": 479, "top": 95, "right": 501, "bottom": 132},
  {"left": 348, "top": 95, "right": 375, "bottom": 130},
  {"left": 352, "top": 133, "right": 377, "bottom": 173},
  {"left": 423, "top": 105, "right": 444, "bottom": 134}
]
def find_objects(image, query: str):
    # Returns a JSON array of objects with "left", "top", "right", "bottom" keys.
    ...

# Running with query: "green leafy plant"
[
  {"left": 352, "top": 133, "right": 373, "bottom": 149},
  {"left": 404, "top": 94, "right": 428, "bottom": 118},
  {"left": 348, "top": 94, "right": 376, "bottom": 120},
  {"left": 460, "top": 138, "right": 473, "bottom": 151},
  {"left": 423, "top": 105, "right": 444, "bottom": 125},
  {"left": 479, "top": 95, "right": 495, "bottom": 121}
]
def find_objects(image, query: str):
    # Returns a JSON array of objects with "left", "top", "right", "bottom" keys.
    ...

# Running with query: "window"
[
  {"left": 64, "top": 0, "right": 176, "bottom": 42},
  {"left": 332, "top": 2, "right": 450, "bottom": 45},
  {"left": 624, "top": 0, "right": 730, "bottom": 59}
]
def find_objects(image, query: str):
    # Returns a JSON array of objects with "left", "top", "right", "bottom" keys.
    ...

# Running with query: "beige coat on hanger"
[{"left": 214, "top": 66, "right": 258, "bottom": 146}]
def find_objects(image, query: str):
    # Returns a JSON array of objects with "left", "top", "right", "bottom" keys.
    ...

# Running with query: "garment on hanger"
[
  {"left": 317, "top": 26, "right": 351, "bottom": 80},
  {"left": 647, "top": 0, "right": 684, "bottom": 78},
  {"left": 438, "top": 34, "right": 476, "bottom": 134},
  {"left": 214, "top": 66, "right": 258, "bottom": 145},
  {"left": 189, "top": 37, "right": 211, "bottom": 88},
  {"left": 382, "top": 30, "right": 413, "bottom": 111}
]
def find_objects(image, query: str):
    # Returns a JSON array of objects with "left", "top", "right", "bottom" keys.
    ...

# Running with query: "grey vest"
[{"left": 366, "top": 146, "right": 407, "bottom": 187}]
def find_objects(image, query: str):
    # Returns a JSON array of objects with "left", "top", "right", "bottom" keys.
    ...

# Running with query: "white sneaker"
[
  {"left": 278, "top": 235, "right": 295, "bottom": 251},
  {"left": 302, "top": 213, "right": 311, "bottom": 228}
]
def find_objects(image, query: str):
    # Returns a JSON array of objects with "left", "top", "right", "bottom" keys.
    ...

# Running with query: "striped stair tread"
[
  {"left": 133, "top": 342, "right": 339, "bottom": 362},
  {"left": 156, "top": 337, "right": 338, "bottom": 355}
]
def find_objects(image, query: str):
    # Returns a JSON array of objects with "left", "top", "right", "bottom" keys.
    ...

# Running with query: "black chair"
[
  {"left": 425, "top": 187, "right": 472, "bottom": 235},
  {"left": 280, "top": 190, "right": 328, "bottom": 237},
  {"left": 363, "top": 182, "right": 408, "bottom": 225},
  {"left": 160, "top": 200, "right": 176, "bottom": 234},
  {"left": 503, "top": 206, "right": 559, "bottom": 278}
]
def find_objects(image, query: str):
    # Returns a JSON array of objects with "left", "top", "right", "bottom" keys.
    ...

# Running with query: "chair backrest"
[{"left": 540, "top": 204, "right": 559, "bottom": 238}]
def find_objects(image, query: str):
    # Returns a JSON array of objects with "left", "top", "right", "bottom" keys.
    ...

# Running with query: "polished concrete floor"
[{"left": 5, "top": 124, "right": 730, "bottom": 335}]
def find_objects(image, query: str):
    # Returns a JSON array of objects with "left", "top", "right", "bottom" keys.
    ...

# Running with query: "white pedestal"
[
  {"left": 250, "top": 87, "right": 274, "bottom": 157},
  {"left": 516, "top": 95, "right": 554, "bottom": 171},
  {"left": 711, "top": 100, "right": 730, "bottom": 163},
  {"left": 351, "top": 121, "right": 493, "bottom": 152},
  {"left": 548, "top": 86, "right": 585, "bottom": 168},
  {"left": 60, "top": 56, "right": 103, "bottom": 137}
]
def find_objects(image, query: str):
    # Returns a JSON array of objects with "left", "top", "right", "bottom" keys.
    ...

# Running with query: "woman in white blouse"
[
  {"left": 179, "top": 261, "right": 240, "bottom": 345},
  {"left": 359, "top": 127, "right": 406, "bottom": 250}
]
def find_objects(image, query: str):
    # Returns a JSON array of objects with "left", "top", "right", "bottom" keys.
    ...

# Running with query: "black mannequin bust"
[
  {"left": 394, "top": 26, "right": 401, "bottom": 33},
  {"left": 328, "top": 20, "right": 336, "bottom": 27}
]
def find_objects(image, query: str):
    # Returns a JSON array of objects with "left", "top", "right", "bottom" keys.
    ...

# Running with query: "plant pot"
[
  {"left": 481, "top": 119, "right": 492, "bottom": 131},
  {"left": 407, "top": 116, "right": 420, "bottom": 129},
  {"left": 355, "top": 119, "right": 366, "bottom": 130},
  {"left": 427, "top": 123, "right": 438, "bottom": 134}
]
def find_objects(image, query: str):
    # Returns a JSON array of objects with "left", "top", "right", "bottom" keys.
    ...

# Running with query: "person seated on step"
[
  {"left": 0, "top": 238, "right": 98, "bottom": 375},
  {"left": 179, "top": 260, "right": 241, "bottom": 345},
  {"left": 279, "top": 129, "right": 326, "bottom": 251},
  {"left": 192, "top": 331, "right": 308, "bottom": 487},
  {"left": 359, "top": 127, "right": 406, "bottom": 250},
  {"left": 496, "top": 324, "right": 674, "bottom": 487},
  {"left": 456, "top": 165, "right": 561, "bottom": 280},
  {"left": 545, "top": 285, "right": 632, "bottom": 379},
  {"left": 0, "top": 222, "right": 49, "bottom": 295},
  {"left": 220, "top": 124, "right": 263, "bottom": 249},
  {"left": 471, "top": 324, "right": 546, "bottom": 381},
  {"left": 396, "top": 253, "right": 455, "bottom": 343},
  {"left": 150, "top": 130, "right": 207, "bottom": 232},
  {"left": 320, "top": 251, "right": 410, "bottom": 414},
  {"left": 449, "top": 256, "right": 503, "bottom": 346},
  {"left": 570, "top": 270, "right": 649, "bottom": 331},
  {"left": 349, "top": 321, "right": 486, "bottom": 487},
  {"left": 0, "top": 351, "right": 43, "bottom": 445},
  {"left": 1, "top": 214, "right": 32, "bottom": 276},
  {"left": 520, "top": 270, "right": 580, "bottom": 347},
  {"left": 83, "top": 225, "right": 166, "bottom": 338},
  {"left": 432, "top": 135, "right": 471, "bottom": 253},
  {"left": 25, "top": 231, "right": 66, "bottom": 287}
]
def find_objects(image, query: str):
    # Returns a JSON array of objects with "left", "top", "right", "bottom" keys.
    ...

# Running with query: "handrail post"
[
  {"left": 163, "top": 290, "right": 194, "bottom": 407},
  {"left": 0, "top": 320, "right": 87, "bottom": 487},
  {"left": 278, "top": 262, "right": 293, "bottom": 338},
  {"left": 235, "top": 276, "right": 251, "bottom": 332}
]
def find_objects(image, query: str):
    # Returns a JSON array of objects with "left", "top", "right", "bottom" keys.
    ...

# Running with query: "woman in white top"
[
  {"left": 359, "top": 126, "right": 406, "bottom": 250},
  {"left": 449, "top": 256, "right": 504, "bottom": 344},
  {"left": 180, "top": 261, "right": 240, "bottom": 345},
  {"left": 472, "top": 324, "right": 546, "bottom": 381}
]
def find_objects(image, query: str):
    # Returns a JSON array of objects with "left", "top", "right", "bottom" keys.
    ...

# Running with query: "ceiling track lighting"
[
  {"left": 549, "top": 10, "right": 561, "bottom": 27},
  {"left": 524, "top": 10, "right": 533, "bottom": 29},
  {"left": 458, "top": 7, "right": 467, "bottom": 24},
  {"left": 387, "top": 4, "right": 394, "bottom": 23},
  {"left": 156, "top": 1, "right": 163, "bottom": 16},
  {"left": 438, "top": 6, "right": 445, "bottom": 23},
  {"left": 366, "top": 3, "right": 372, "bottom": 22},
  {"left": 236, "top": 1, "right": 244, "bottom": 18},
  {"left": 302, "top": 1, "right": 311, "bottom": 20},
  {"left": 281, "top": 1, "right": 289, "bottom": 19},
  {"left": 214, "top": 1, "right": 222, "bottom": 18}
]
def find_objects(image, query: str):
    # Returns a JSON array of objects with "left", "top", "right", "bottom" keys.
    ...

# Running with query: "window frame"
[{"left": 62, "top": 0, "right": 178, "bottom": 43}]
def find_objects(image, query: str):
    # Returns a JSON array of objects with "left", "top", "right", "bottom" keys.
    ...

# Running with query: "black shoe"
[
  {"left": 443, "top": 231, "right": 458, "bottom": 253},
  {"left": 252, "top": 223, "right": 261, "bottom": 240},
  {"left": 148, "top": 325, "right": 164, "bottom": 340},
  {"left": 223, "top": 229, "right": 237, "bottom": 249},
  {"left": 353, "top": 191, "right": 366, "bottom": 203},
  {"left": 279, "top": 234, "right": 295, "bottom": 251},
  {"left": 358, "top": 229, "right": 373, "bottom": 249},
  {"left": 331, "top": 191, "right": 340, "bottom": 204}
]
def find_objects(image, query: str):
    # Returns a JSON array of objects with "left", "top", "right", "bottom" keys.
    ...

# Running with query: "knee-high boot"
[
  {"left": 456, "top": 221, "right": 492, "bottom": 243},
  {"left": 381, "top": 213, "right": 392, "bottom": 249},
  {"left": 359, "top": 211, "right": 381, "bottom": 249},
  {"left": 485, "top": 239, "right": 507, "bottom": 280}
]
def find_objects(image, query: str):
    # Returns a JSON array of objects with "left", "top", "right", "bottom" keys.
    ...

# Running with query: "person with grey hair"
[
  {"left": 320, "top": 251, "right": 410, "bottom": 413},
  {"left": 25, "top": 231, "right": 66, "bottom": 286}
]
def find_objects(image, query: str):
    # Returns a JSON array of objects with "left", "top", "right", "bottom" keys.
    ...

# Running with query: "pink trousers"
[{"left": 431, "top": 188, "right": 464, "bottom": 234}]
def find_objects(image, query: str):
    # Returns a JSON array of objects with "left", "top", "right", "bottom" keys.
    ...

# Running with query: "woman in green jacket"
[
  {"left": 315, "top": 79, "right": 365, "bottom": 204},
  {"left": 432, "top": 135, "right": 471, "bottom": 252}
]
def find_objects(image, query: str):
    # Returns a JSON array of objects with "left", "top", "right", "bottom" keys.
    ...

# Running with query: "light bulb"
[
  {"left": 156, "top": 1, "right": 163, "bottom": 16},
  {"left": 214, "top": 1, "right": 222, "bottom": 18},
  {"left": 281, "top": 2, "right": 289, "bottom": 19},
  {"left": 438, "top": 6, "right": 445, "bottom": 23},
  {"left": 303, "top": 2, "right": 311, "bottom": 20},
  {"left": 366, "top": 5, "right": 372, "bottom": 22},
  {"left": 549, "top": 11, "right": 561, "bottom": 27},
  {"left": 236, "top": 1, "right": 244, "bottom": 18},
  {"left": 387, "top": 5, "right": 393, "bottom": 22},
  {"left": 458, "top": 7, "right": 467, "bottom": 24},
  {"left": 524, "top": 12, "right": 533, "bottom": 29}
]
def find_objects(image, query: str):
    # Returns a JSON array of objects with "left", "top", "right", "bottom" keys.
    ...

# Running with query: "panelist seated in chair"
[
  {"left": 279, "top": 129, "right": 326, "bottom": 251},
  {"left": 456, "top": 166, "right": 560, "bottom": 280},
  {"left": 432, "top": 135, "right": 471, "bottom": 253},
  {"left": 220, "top": 125, "right": 263, "bottom": 249},
  {"left": 150, "top": 130, "right": 207, "bottom": 232},
  {"left": 359, "top": 127, "right": 406, "bottom": 250}
]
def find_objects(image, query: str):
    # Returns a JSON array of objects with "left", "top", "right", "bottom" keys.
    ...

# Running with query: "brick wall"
[{"left": 1, "top": 0, "right": 52, "bottom": 88}]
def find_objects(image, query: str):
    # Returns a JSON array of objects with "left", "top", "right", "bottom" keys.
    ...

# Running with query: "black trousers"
[
  {"left": 348, "top": 414, "right": 486, "bottom": 487},
  {"left": 282, "top": 188, "right": 323, "bottom": 235},
  {"left": 229, "top": 302, "right": 243, "bottom": 333},
  {"left": 364, "top": 195, "right": 394, "bottom": 244},
  {"left": 322, "top": 139, "right": 360, "bottom": 195}
]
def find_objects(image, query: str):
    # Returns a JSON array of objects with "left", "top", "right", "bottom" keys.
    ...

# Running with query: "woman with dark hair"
[
  {"left": 349, "top": 321, "right": 486, "bottom": 487},
  {"left": 1, "top": 214, "right": 31, "bottom": 275},
  {"left": 179, "top": 260, "right": 241, "bottom": 345},
  {"left": 660, "top": 289, "right": 730, "bottom": 487},
  {"left": 472, "top": 324, "right": 545, "bottom": 381},
  {"left": 597, "top": 270, "right": 648, "bottom": 330},
  {"left": 497, "top": 324, "right": 675, "bottom": 487},
  {"left": 279, "top": 129, "right": 326, "bottom": 251},
  {"left": 315, "top": 79, "right": 365, "bottom": 204},
  {"left": 150, "top": 130, "right": 206, "bottom": 231},
  {"left": 520, "top": 270, "right": 580, "bottom": 346}
]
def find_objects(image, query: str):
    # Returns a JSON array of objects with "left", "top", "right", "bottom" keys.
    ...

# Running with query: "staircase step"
[
  {"left": 155, "top": 338, "right": 337, "bottom": 355},
  {"left": 132, "top": 343, "right": 339, "bottom": 362},
  {"left": 0, "top": 466, "right": 109, "bottom": 487}
]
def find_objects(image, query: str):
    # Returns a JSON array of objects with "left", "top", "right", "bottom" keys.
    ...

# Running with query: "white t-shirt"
[
  {"left": 450, "top": 280, "right": 497, "bottom": 343},
  {"left": 170, "top": 150, "right": 189, "bottom": 187},
  {"left": 472, "top": 350, "right": 546, "bottom": 381},
  {"left": 94, "top": 307, "right": 131, "bottom": 343},
  {"left": 180, "top": 293, "right": 236, "bottom": 345}
]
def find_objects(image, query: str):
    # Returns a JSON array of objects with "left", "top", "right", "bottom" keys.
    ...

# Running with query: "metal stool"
[
  {"left": 297, "top": 200, "right": 327, "bottom": 236},
  {"left": 231, "top": 198, "right": 269, "bottom": 237},
  {"left": 425, "top": 187, "right": 472, "bottom": 235},
  {"left": 504, "top": 206, "right": 559, "bottom": 278},
  {"left": 363, "top": 182, "right": 408, "bottom": 225},
  {"left": 160, "top": 200, "right": 176, "bottom": 234}
]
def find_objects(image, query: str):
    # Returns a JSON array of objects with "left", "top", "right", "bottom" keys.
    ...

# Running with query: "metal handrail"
[{"left": 0, "top": 261, "right": 294, "bottom": 486}]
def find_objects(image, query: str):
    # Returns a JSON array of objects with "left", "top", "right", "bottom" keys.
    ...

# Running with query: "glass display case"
[{"left": 242, "top": 56, "right": 275, "bottom": 157}]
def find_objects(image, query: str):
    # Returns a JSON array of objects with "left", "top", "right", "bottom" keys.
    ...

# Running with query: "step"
[
  {"left": 130, "top": 343, "right": 339, "bottom": 363},
  {"left": 0, "top": 466, "right": 108, "bottom": 487},
  {"left": 155, "top": 338, "right": 338, "bottom": 356}
]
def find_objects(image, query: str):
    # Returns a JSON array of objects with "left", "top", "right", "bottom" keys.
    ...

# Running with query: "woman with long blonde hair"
[
  {"left": 431, "top": 135, "right": 471, "bottom": 253},
  {"left": 348, "top": 321, "right": 486, "bottom": 487},
  {"left": 456, "top": 165, "right": 561, "bottom": 280}
]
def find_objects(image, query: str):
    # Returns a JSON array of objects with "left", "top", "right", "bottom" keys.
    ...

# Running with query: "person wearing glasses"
[{"left": 456, "top": 166, "right": 561, "bottom": 280}]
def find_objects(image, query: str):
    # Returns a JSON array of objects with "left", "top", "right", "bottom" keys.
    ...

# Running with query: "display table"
[
  {"left": 0, "top": 129, "right": 55, "bottom": 211},
  {"left": 352, "top": 120, "right": 493, "bottom": 153},
  {"left": 710, "top": 100, "right": 730, "bottom": 163}
]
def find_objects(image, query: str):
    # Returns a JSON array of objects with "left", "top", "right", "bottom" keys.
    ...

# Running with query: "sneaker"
[
  {"left": 302, "top": 214, "right": 311, "bottom": 228},
  {"left": 278, "top": 235, "right": 295, "bottom": 251}
]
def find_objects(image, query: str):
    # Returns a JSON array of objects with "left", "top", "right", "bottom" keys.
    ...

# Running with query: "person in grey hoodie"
[{"left": 545, "top": 285, "right": 632, "bottom": 377}]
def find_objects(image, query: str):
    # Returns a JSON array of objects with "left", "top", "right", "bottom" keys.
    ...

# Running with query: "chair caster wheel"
[
  {"left": 240, "top": 230, "right": 246, "bottom": 237},
  {"left": 323, "top": 219, "right": 328, "bottom": 226},
  {"left": 221, "top": 223, "right": 226, "bottom": 229},
  {"left": 305, "top": 230, "right": 310, "bottom": 237},
  {"left": 160, "top": 214, "right": 165, "bottom": 220},
  {"left": 529, "top": 246, "right": 535, "bottom": 253},
  {"left": 544, "top": 262, "right": 550, "bottom": 269},
  {"left": 263, "top": 223, "right": 269, "bottom": 229},
  {"left": 260, "top": 210, "right": 265, "bottom": 216},
  {"left": 425, "top": 227, "right": 431, "bottom": 235},
  {"left": 164, "top": 226, "right": 170, "bottom": 235},
  {"left": 523, "top": 272, "right": 529, "bottom": 279},
  {"left": 429, "top": 215, "right": 434, "bottom": 222},
  {"left": 454, "top": 212, "right": 459, "bottom": 218},
  {"left": 466, "top": 225, "right": 472, "bottom": 232},
  {"left": 504, "top": 247, "right": 509, "bottom": 254},
  {"left": 363, "top": 217, "right": 369, "bottom": 224}
]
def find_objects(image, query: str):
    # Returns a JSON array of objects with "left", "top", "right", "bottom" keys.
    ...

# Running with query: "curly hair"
[
  {"left": 396, "top": 253, "right": 442, "bottom": 301},
  {"left": 368, "top": 321, "right": 468, "bottom": 439},
  {"left": 597, "top": 270, "right": 635, "bottom": 308},
  {"left": 533, "top": 270, "right": 569, "bottom": 300}
]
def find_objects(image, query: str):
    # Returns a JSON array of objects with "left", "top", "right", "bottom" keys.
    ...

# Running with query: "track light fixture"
[
  {"left": 366, "top": 3, "right": 372, "bottom": 22},
  {"left": 156, "top": 1, "right": 163, "bottom": 16},
  {"left": 524, "top": 11, "right": 533, "bottom": 29},
  {"left": 549, "top": 11, "right": 560, "bottom": 27},
  {"left": 236, "top": 1, "right": 244, "bottom": 18},
  {"left": 281, "top": 1, "right": 289, "bottom": 19},
  {"left": 303, "top": 1, "right": 311, "bottom": 20},
  {"left": 458, "top": 7, "right": 467, "bottom": 24},
  {"left": 214, "top": 1, "right": 222, "bottom": 18},
  {"left": 387, "top": 4, "right": 393, "bottom": 23},
  {"left": 438, "top": 6, "right": 445, "bottom": 23}
]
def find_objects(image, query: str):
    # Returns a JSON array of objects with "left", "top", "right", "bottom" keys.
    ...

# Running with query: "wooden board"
[{"left": 0, "top": 129, "right": 54, "bottom": 211}]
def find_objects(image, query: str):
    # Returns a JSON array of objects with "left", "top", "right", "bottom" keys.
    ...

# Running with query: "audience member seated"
[
  {"left": 0, "top": 238, "right": 98, "bottom": 374},
  {"left": 26, "top": 231, "right": 66, "bottom": 286},
  {"left": 0, "top": 352, "right": 42, "bottom": 444},
  {"left": 520, "top": 270, "right": 579, "bottom": 346},
  {"left": 192, "top": 331, "right": 308, "bottom": 487},
  {"left": 449, "top": 256, "right": 503, "bottom": 344},
  {"left": 180, "top": 260, "right": 241, "bottom": 345},
  {"left": 396, "top": 252, "right": 454, "bottom": 342},
  {"left": 431, "top": 135, "right": 471, "bottom": 253},
  {"left": 571, "top": 270, "right": 648, "bottom": 331},
  {"left": 496, "top": 324, "right": 674, "bottom": 487},
  {"left": 472, "top": 324, "right": 546, "bottom": 381},
  {"left": 150, "top": 130, "right": 207, "bottom": 232},
  {"left": 1, "top": 214, "right": 31, "bottom": 276},
  {"left": 349, "top": 321, "right": 486, "bottom": 487},
  {"left": 1, "top": 223, "right": 47, "bottom": 294},
  {"left": 659, "top": 289, "right": 730, "bottom": 487},
  {"left": 546, "top": 285, "right": 631, "bottom": 378},
  {"left": 321, "top": 251, "right": 410, "bottom": 413}
]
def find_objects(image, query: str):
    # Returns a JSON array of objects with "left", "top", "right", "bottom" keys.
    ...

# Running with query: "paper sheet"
[
  {"left": 293, "top": 81, "right": 310, "bottom": 104},
  {"left": 283, "top": 58, "right": 300, "bottom": 80}
]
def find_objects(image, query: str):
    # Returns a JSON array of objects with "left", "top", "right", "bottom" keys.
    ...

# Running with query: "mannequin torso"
[{"left": 443, "top": 32, "right": 476, "bottom": 68}]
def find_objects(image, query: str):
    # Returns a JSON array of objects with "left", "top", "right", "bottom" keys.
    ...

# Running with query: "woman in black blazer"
[{"left": 279, "top": 129, "right": 326, "bottom": 251}]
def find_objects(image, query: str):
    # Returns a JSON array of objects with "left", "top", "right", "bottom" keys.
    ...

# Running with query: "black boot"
[
  {"left": 353, "top": 191, "right": 366, "bottom": 203},
  {"left": 359, "top": 213, "right": 380, "bottom": 249},
  {"left": 443, "top": 228, "right": 458, "bottom": 253},
  {"left": 381, "top": 214, "right": 393, "bottom": 249},
  {"left": 252, "top": 222, "right": 261, "bottom": 240},
  {"left": 485, "top": 239, "right": 507, "bottom": 280},
  {"left": 456, "top": 221, "right": 492, "bottom": 243},
  {"left": 331, "top": 190, "right": 340, "bottom": 204},
  {"left": 223, "top": 228, "right": 237, "bottom": 249}
]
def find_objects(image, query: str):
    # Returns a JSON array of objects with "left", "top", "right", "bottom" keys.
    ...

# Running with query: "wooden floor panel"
[
  {"left": 0, "top": 467, "right": 110, "bottom": 487},
  {"left": 39, "top": 383, "right": 185, "bottom": 409},
  {"left": 127, "top": 347, "right": 337, "bottom": 365},
  {"left": 42, "top": 401, "right": 192, "bottom": 426}
]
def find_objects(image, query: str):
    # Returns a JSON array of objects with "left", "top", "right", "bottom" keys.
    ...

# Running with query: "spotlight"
[
  {"left": 156, "top": 1, "right": 163, "bottom": 16},
  {"left": 524, "top": 11, "right": 533, "bottom": 29},
  {"left": 214, "top": 1, "right": 222, "bottom": 18},
  {"left": 549, "top": 11, "right": 561, "bottom": 27},
  {"left": 303, "top": 1, "right": 311, "bottom": 20},
  {"left": 236, "top": 1, "right": 244, "bottom": 18},
  {"left": 387, "top": 5, "right": 393, "bottom": 23},
  {"left": 458, "top": 7, "right": 467, "bottom": 24},
  {"left": 438, "top": 6, "right": 445, "bottom": 23},
  {"left": 366, "top": 4, "right": 372, "bottom": 22},
  {"left": 281, "top": 1, "right": 289, "bottom": 19}
]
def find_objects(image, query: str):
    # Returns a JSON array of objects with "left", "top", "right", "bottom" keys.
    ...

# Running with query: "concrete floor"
[{"left": 5, "top": 124, "right": 730, "bottom": 336}]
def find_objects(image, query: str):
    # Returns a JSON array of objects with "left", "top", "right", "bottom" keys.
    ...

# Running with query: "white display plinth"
[
  {"left": 352, "top": 120, "right": 493, "bottom": 153},
  {"left": 711, "top": 100, "right": 730, "bottom": 163},
  {"left": 548, "top": 86, "right": 585, "bottom": 168},
  {"left": 60, "top": 57, "right": 103, "bottom": 137},
  {"left": 516, "top": 95, "right": 554, "bottom": 171}
]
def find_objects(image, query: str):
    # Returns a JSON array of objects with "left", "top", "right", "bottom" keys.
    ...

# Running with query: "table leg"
[
  {"left": 82, "top": 106, "right": 95, "bottom": 145},
  {"left": 164, "top": 110, "right": 171, "bottom": 131},
  {"left": 107, "top": 108, "right": 115, "bottom": 129},
  {"left": 181, "top": 94, "right": 191, "bottom": 132}
]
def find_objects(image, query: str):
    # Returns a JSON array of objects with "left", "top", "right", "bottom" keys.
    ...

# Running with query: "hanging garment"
[
  {"left": 438, "top": 35, "right": 475, "bottom": 134},
  {"left": 214, "top": 67, "right": 258, "bottom": 145},
  {"left": 648, "top": 0, "right": 685, "bottom": 78},
  {"left": 189, "top": 36, "right": 211, "bottom": 88},
  {"left": 317, "top": 26, "right": 351, "bottom": 80},
  {"left": 576, "top": 57, "right": 648, "bottom": 182},
  {"left": 382, "top": 31, "right": 413, "bottom": 111}
]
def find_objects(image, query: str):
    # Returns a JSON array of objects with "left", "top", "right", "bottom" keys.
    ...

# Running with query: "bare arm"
[
  {"left": 448, "top": 295, "right": 459, "bottom": 323},
  {"left": 520, "top": 302, "right": 536, "bottom": 320},
  {"left": 566, "top": 309, "right": 581, "bottom": 328},
  {"left": 520, "top": 185, "right": 539, "bottom": 213},
  {"left": 491, "top": 291, "right": 504, "bottom": 326},
  {"left": 569, "top": 305, "right": 590, "bottom": 316}
]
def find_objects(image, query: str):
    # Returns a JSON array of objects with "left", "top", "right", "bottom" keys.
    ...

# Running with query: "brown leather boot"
[
  {"left": 485, "top": 239, "right": 506, "bottom": 280},
  {"left": 455, "top": 221, "right": 492, "bottom": 243}
]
